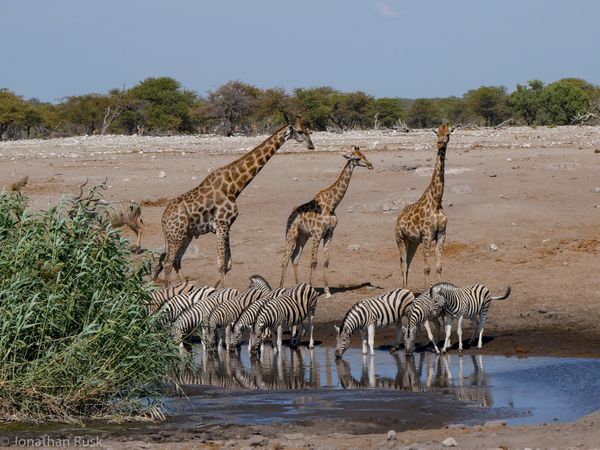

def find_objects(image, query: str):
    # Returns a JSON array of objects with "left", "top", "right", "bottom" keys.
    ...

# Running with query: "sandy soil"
[{"left": 1, "top": 126, "right": 599, "bottom": 447}]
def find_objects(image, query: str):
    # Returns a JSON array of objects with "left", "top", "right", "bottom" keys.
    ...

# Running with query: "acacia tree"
[
  {"left": 205, "top": 80, "right": 260, "bottom": 135},
  {"left": 370, "top": 98, "right": 406, "bottom": 128},
  {"left": 463, "top": 85, "right": 510, "bottom": 126},
  {"left": 0, "top": 89, "right": 29, "bottom": 139},
  {"left": 509, "top": 80, "right": 544, "bottom": 125},
  {"left": 292, "top": 86, "right": 337, "bottom": 131},
  {"left": 407, "top": 98, "right": 440, "bottom": 128},
  {"left": 536, "top": 79, "right": 591, "bottom": 125}
]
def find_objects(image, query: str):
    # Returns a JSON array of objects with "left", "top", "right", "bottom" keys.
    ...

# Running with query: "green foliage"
[
  {"left": 59, "top": 94, "right": 110, "bottom": 135},
  {"left": 371, "top": 98, "right": 406, "bottom": 128},
  {"left": 128, "top": 77, "right": 198, "bottom": 134},
  {"left": 292, "top": 86, "right": 338, "bottom": 130},
  {"left": 330, "top": 91, "right": 374, "bottom": 130},
  {"left": 509, "top": 80, "right": 544, "bottom": 125},
  {"left": 463, "top": 85, "right": 510, "bottom": 126},
  {"left": 0, "top": 89, "right": 30, "bottom": 139},
  {"left": 0, "top": 190, "right": 178, "bottom": 422},
  {"left": 536, "top": 79, "right": 591, "bottom": 125},
  {"left": 407, "top": 98, "right": 441, "bottom": 128},
  {"left": 205, "top": 80, "right": 260, "bottom": 135}
]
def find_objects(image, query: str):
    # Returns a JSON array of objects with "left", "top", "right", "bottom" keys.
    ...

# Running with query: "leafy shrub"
[{"left": 0, "top": 190, "right": 178, "bottom": 423}]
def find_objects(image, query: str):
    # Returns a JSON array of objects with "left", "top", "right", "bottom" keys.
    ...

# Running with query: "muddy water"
[{"left": 163, "top": 344, "right": 600, "bottom": 430}]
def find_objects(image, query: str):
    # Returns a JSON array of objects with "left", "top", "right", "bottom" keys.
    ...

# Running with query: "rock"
[
  {"left": 489, "top": 243, "right": 498, "bottom": 252},
  {"left": 594, "top": 187, "right": 600, "bottom": 193},
  {"left": 447, "top": 423, "right": 466, "bottom": 429},
  {"left": 539, "top": 307, "right": 548, "bottom": 313},
  {"left": 158, "top": 170, "right": 166, "bottom": 178},
  {"left": 122, "top": 177, "right": 130, "bottom": 182},
  {"left": 382, "top": 202, "right": 392, "bottom": 212},
  {"left": 387, "top": 430, "right": 397, "bottom": 441},
  {"left": 292, "top": 177, "right": 299, "bottom": 181},
  {"left": 283, "top": 433, "right": 304, "bottom": 440},
  {"left": 248, "top": 434, "right": 269, "bottom": 446},
  {"left": 450, "top": 184, "right": 472, "bottom": 194},
  {"left": 506, "top": 157, "right": 513, "bottom": 162},
  {"left": 442, "top": 437, "right": 457, "bottom": 447},
  {"left": 594, "top": 149, "right": 600, "bottom": 153},
  {"left": 348, "top": 244, "right": 361, "bottom": 252},
  {"left": 483, "top": 420, "right": 507, "bottom": 428},
  {"left": 489, "top": 173, "right": 498, "bottom": 177},
  {"left": 447, "top": 201, "right": 454, "bottom": 207}
]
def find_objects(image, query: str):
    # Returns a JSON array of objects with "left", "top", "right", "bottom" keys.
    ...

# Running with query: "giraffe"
[
  {"left": 153, "top": 116, "right": 314, "bottom": 287},
  {"left": 279, "top": 146, "right": 373, "bottom": 298},
  {"left": 394, "top": 123, "right": 456, "bottom": 289}
]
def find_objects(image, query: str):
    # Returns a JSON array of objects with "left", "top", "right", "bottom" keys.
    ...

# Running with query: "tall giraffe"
[
  {"left": 153, "top": 116, "right": 314, "bottom": 287},
  {"left": 280, "top": 146, "right": 373, "bottom": 298},
  {"left": 394, "top": 124, "right": 456, "bottom": 289}
]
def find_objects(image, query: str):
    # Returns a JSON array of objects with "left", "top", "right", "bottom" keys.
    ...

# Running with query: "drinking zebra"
[
  {"left": 146, "top": 281, "right": 196, "bottom": 315},
  {"left": 249, "top": 283, "right": 318, "bottom": 354},
  {"left": 156, "top": 285, "right": 217, "bottom": 326},
  {"left": 230, "top": 287, "right": 288, "bottom": 351},
  {"left": 334, "top": 288, "right": 414, "bottom": 358},
  {"left": 204, "top": 275, "right": 272, "bottom": 351},
  {"left": 170, "top": 288, "right": 239, "bottom": 343},
  {"left": 429, "top": 282, "right": 511, "bottom": 352},
  {"left": 404, "top": 289, "right": 446, "bottom": 355}
]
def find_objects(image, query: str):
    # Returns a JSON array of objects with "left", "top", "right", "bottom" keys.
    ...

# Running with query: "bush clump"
[{"left": 0, "top": 190, "right": 178, "bottom": 423}]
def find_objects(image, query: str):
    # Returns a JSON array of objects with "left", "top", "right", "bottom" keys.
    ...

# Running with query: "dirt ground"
[{"left": 1, "top": 125, "right": 599, "bottom": 448}]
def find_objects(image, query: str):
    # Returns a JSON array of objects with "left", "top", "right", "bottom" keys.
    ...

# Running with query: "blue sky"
[{"left": 2, "top": 0, "right": 599, "bottom": 102}]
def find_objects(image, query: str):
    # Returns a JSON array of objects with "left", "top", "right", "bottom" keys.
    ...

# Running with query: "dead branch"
[
  {"left": 493, "top": 118, "right": 515, "bottom": 129},
  {"left": 9, "top": 176, "right": 29, "bottom": 192}
]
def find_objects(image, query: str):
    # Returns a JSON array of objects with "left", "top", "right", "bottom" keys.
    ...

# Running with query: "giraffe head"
[
  {"left": 342, "top": 146, "right": 373, "bottom": 170},
  {"left": 433, "top": 123, "right": 458, "bottom": 148},
  {"left": 285, "top": 115, "right": 315, "bottom": 149}
]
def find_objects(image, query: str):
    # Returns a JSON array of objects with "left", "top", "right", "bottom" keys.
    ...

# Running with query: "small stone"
[
  {"left": 506, "top": 157, "right": 513, "bottom": 162},
  {"left": 248, "top": 434, "right": 269, "bottom": 446},
  {"left": 489, "top": 243, "right": 498, "bottom": 252},
  {"left": 158, "top": 170, "right": 166, "bottom": 178},
  {"left": 292, "top": 177, "right": 299, "bottom": 181},
  {"left": 387, "top": 430, "right": 397, "bottom": 441},
  {"left": 442, "top": 437, "right": 457, "bottom": 447},
  {"left": 447, "top": 201, "right": 454, "bottom": 207},
  {"left": 594, "top": 187, "right": 600, "bottom": 193},
  {"left": 382, "top": 202, "right": 392, "bottom": 212},
  {"left": 122, "top": 177, "right": 130, "bottom": 182},
  {"left": 595, "top": 204, "right": 600, "bottom": 208},
  {"left": 348, "top": 244, "right": 361, "bottom": 252},
  {"left": 483, "top": 420, "right": 507, "bottom": 428},
  {"left": 447, "top": 423, "right": 466, "bottom": 429},
  {"left": 283, "top": 433, "right": 304, "bottom": 440},
  {"left": 539, "top": 307, "right": 548, "bottom": 313},
  {"left": 489, "top": 173, "right": 497, "bottom": 177},
  {"left": 594, "top": 149, "right": 600, "bottom": 153}
]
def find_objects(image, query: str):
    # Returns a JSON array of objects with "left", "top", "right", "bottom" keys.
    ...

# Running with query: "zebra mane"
[
  {"left": 429, "top": 282, "right": 458, "bottom": 298},
  {"left": 339, "top": 301, "right": 361, "bottom": 334},
  {"left": 248, "top": 274, "right": 271, "bottom": 288}
]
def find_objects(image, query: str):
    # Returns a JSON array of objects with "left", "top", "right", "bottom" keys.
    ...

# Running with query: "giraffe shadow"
[{"left": 317, "top": 282, "right": 383, "bottom": 296}]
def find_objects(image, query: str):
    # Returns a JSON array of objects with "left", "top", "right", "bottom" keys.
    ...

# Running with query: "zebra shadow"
[{"left": 317, "top": 281, "right": 384, "bottom": 296}]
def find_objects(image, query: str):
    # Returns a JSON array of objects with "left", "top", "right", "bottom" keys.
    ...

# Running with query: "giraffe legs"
[
  {"left": 127, "top": 222, "right": 143, "bottom": 249},
  {"left": 291, "top": 233, "right": 309, "bottom": 285},
  {"left": 435, "top": 216, "right": 447, "bottom": 282},
  {"left": 422, "top": 236, "right": 432, "bottom": 289},
  {"left": 162, "top": 234, "right": 192, "bottom": 287},
  {"left": 321, "top": 229, "right": 334, "bottom": 298},
  {"left": 280, "top": 223, "right": 299, "bottom": 288},
  {"left": 215, "top": 223, "right": 231, "bottom": 288},
  {"left": 308, "top": 230, "right": 323, "bottom": 287}
]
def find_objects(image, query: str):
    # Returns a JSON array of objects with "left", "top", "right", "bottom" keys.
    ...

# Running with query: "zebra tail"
[{"left": 491, "top": 286, "right": 511, "bottom": 301}]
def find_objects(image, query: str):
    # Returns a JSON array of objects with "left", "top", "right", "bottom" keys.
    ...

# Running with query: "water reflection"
[{"left": 177, "top": 346, "right": 492, "bottom": 408}]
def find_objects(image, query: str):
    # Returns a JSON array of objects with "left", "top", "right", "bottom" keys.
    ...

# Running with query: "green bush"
[{"left": 0, "top": 191, "right": 178, "bottom": 423}]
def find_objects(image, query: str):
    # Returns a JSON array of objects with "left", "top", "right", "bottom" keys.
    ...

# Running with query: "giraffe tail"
[{"left": 491, "top": 286, "right": 511, "bottom": 301}]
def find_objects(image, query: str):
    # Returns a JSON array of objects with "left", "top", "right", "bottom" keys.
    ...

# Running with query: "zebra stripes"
[
  {"left": 156, "top": 285, "right": 216, "bottom": 326},
  {"left": 170, "top": 288, "right": 239, "bottom": 342},
  {"left": 250, "top": 283, "right": 318, "bottom": 354},
  {"left": 230, "top": 287, "right": 288, "bottom": 349},
  {"left": 146, "top": 281, "right": 195, "bottom": 314},
  {"left": 334, "top": 288, "right": 414, "bottom": 358},
  {"left": 205, "top": 283, "right": 271, "bottom": 351},
  {"left": 404, "top": 290, "right": 446, "bottom": 355},
  {"left": 429, "top": 282, "right": 511, "bottom": 352}
]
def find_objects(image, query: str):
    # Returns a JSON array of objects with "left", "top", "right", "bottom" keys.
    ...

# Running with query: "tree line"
[{"left": 1, "top": 76, "right": 599, "bottom": 140}]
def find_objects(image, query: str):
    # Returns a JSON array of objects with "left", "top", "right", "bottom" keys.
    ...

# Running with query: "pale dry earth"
[{"left": 1, "top": 125, "right": 599, "bottom": 448}]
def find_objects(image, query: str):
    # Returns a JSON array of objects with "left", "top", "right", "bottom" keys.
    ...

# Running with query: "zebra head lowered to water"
[{"left": 334, "top": 288, "right": 414, "bottom": 359}]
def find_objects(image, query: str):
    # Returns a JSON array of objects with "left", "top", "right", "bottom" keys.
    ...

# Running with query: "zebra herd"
[
  {"left": 148, "top": 275, "right": 318, "bottom": 354},
  {"left": 334, "top": 282, "right": 511, "bottom": 358},
  {"left": 148, "top": 272, "right": 510, "bottom": 357}
]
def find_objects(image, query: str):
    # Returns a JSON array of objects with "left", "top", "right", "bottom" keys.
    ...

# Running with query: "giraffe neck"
[
  {"left": 228, "top": 125, "right": 289, "bottom": 197},
  {"left": 318, "top": 161, "right": 355, "bottom": 212},
  {"left": 426, "top": 143, "right": 447, "bottom": 207}
]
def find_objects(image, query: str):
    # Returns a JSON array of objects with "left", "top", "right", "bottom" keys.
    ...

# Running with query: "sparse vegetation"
[
  {"left": 0, "top": 189, "right": 179, "bottom": 423},
  {"left": 1, "top": 76, "right": 599, "bottom": 140}
]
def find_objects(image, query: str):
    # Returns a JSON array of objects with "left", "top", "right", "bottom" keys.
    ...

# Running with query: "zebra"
[
  {"left": 170, "top": 288, "right": 239, "bottom": 343},
  {"left": 230, "top": 287, "right": 288, "bottom": 350},
  {"left": 429, "top": 282, "right": 512, "bottom": 352},
  {"left": 249, "top": 283, "right": 318, "bottom": 354},
  {"left": 333, "top": 288, "right": 414, "bottom": 358},
  {"left": 404, "top": 289, "right": 446, "bottom": 355},
  {"left": 204, "top": 275, "right": 272, "bottom": 351},
  {"left": 156, "top": 285, "right": 217, "bottom": 326},
  {"left": 146, "top": 281, "right": 195, "bottom": 315}
]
